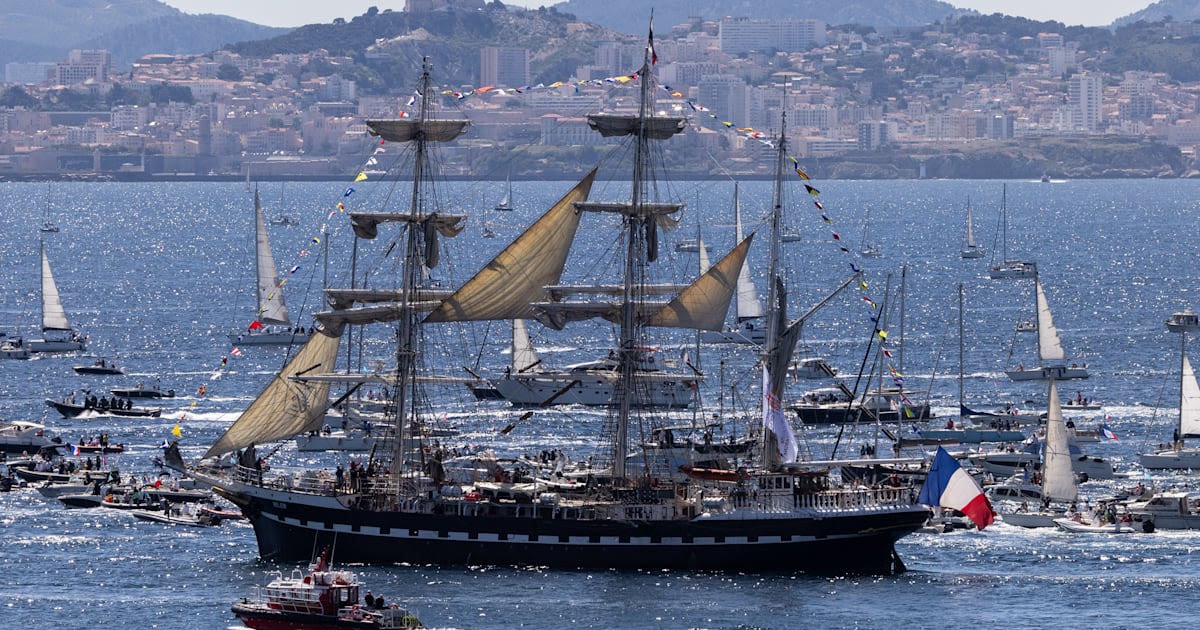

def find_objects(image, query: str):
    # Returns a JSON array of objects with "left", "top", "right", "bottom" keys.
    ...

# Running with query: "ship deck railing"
[{"left": 717, "top": 485, "right": 918, "bottom": 514}]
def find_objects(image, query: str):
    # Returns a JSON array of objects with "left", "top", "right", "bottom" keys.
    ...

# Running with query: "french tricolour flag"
[{"left": 918, "top": 446, "right": 996, "bottom": 530}]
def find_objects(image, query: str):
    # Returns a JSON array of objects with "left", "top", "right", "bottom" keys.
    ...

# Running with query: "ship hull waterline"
[{"left": 219, "top": 489, "right": 930, "bottom": 573}]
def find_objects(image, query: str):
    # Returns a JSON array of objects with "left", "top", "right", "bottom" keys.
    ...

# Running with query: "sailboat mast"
[
  {"left": 38, "top": 237, "right": 45, "bottom": 328},
  {"left": 1180, "top": 330, "right": 1187, "bottom": 447},
  {"left": 1001, "top": 183, "right": 1008, "bottom": 263},
  {"left": 958, "top": 283, "right": 965, "bottom": 416}
]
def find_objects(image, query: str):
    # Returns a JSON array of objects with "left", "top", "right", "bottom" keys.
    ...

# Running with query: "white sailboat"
[
  {"left": 227, "top": 188, "right": 310, "bottom": 346},
  {"left": 40, "top": 183, "right": 59, "bottom": 233},
  {"left": 999, "top": 380, "right": 1079, "bottom": 527},
  {"left": 1005, "top": 275, "right": 1088, "bottom": 381},
  {"left": 960, "top": 197, "right": 984, "bottom": 259},
  {"left": 859, "top": 206, "right": 881, "bottom": 258},
  {"left": 29, "top": 241, "right": 86, "bottom": 353},
  {"left": 988, "top": 184, "right": 1037, "bottom": 279},
  {"left": 700, "top": 182, "right": 767, "bottom": 344},
  {"left": 494, "top": 174, "right": 513, "bottom": 211},
  {"left": 1140, "top": 310, "right": 1200, "bottom": 469}
]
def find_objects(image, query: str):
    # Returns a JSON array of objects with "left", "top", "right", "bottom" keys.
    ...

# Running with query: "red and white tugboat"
[{"left": 232, "top": 548, "right": 423, "bottom": 629}]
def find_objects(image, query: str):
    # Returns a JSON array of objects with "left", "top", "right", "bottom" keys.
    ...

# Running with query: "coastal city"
[
  {"left": 3, "top": 2, "right": 1200, "bottom": 628},
  {"left": 1, "top": 1, "right": 1199, "bottom": 179}
]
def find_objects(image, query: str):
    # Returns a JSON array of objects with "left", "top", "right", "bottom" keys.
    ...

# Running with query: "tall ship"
[{"left": 179, "top": 40, "right": 928, "bottom": 573}]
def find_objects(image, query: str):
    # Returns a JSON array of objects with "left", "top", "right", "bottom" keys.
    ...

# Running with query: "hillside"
[
  {"left": 550, "top": 0, "right": 968, "bottom": 34},
  {"left": 228, "top": 6, "right": 624, "bottom": 91},
  {"left": 1114, "top": 0, "right": 1200, "bottom": 26},
  {"left": 0, "top": 0, "right": 286, "bottom": 68}
]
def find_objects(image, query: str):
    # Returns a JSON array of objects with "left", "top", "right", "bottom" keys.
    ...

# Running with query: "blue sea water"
[{"left": 2, "top": 177, "right": 1200, "bottom": 629}]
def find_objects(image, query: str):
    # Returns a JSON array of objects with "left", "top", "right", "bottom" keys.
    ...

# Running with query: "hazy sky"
[{"left": 159, "top": 1, "right": 1156, "bottom": 28}]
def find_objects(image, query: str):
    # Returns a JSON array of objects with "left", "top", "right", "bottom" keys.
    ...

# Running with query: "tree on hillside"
[
  {"left": 0, "top": 86, "right": 39, "bottom": 109},
  {"left": 217, "top": 63, "right": 243, "bottom": 81}
]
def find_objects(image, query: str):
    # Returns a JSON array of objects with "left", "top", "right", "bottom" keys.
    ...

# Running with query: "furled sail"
[
  {"left": 425, "top": 169, "right": 596, "bottom": 323},
  {"left": 349, "top": 212, "right": 466, "bottom": 241},
  {"left": 586, "top": 114, "right": 685, "bottom": 139},
  {"left": 204, "top": 326, "right": 343, "bottom": 458},
  {"left": 254, "top": 189, "right": 291, "bottom": 327},
  {"left": 1035, "top": 277, "right": 1066, "bottom": 363},
  {"left": 40, "top": 244, "right": 70, "bottom": 331},
  {"left": 365, "top": 119, "right": 469, "bottom": 144},
  {"left": 1041, "top": 380, "right": 1078, "bottom": 503},
  {"left": 324, "top": 288, "right": 455, "bottom": 310}
]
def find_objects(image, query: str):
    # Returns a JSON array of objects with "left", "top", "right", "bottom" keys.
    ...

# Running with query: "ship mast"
[
  {"left": 611, "top": 28, "right": 659, "bottom": 482},
  {"left": 394, "top": 58, "right": 435, "bottom": 474}
]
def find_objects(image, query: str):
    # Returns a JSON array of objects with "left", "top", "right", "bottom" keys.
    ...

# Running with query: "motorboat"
[
  {"left": 790, "top": 385, "right": 932, "bottom": 424},
  {"left": 0, "top": 336, "right": 30, "bottom": 360},
  {"left": 968, "top": 441, "right": 1114, "bottom": 481},
  {"left": 73, "top": 358, "right": 124, "bottom": 375},
  {"left": 111, "top": 382, "right": 175, "bottom": 398},
  {"left": 131, "top": 504, "right": 224, "bottom": 527},
  {"left": 0, "top": 421, "right": 58, "bottom": 454},
  {"left": 231, "top": 547, "right": 423, "bottom": 629},
  {"left": 45, "top": 396, "right": 162, "bottom": 419},
  {"left": 1126, "top": 492, "right": 1200, "bottom": 530},
  {"left": 788, "top": 356, "right": 838, "bottom": 379}
]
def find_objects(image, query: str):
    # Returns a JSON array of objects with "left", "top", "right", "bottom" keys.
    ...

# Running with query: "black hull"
[
  {"left": 45, "top": 399, "right": 161, "bottom": 418},
  {"left": 794, "top": 405, "right": 933, "bottom": 425},
  {"left": 73, "top": 367, "right": 123, "bottom": 375},
  {"left": 229, "top": 494, "right": 928, "bottom": 573}
]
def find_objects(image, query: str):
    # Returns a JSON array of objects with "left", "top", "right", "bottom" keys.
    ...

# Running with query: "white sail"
[
  {"left": 1041, "top": 380, "right": 1078, "bottom": 503},
  {"left": 1035, "top": 277, "right": 1066, "bottom": 363},
  {"left": 253, "top": 190, "right": 290, "bottom": 326},
  {"left": 40, "top": 244, "right": 70, "bottom": 331},
  {"left": 965, "top": 200, "right": 977, "bottom": 248},
  {"left": 698, "top": 237, "right": 710, "bottom": 273},
  {"left": 733, "top": 183, "right": 763, "bottom": 322},
  {"left": 511, "top": 319, "right": 540, "bottom": 373},
  {"left": 496, "top": 175, "right": 512, "bottom": 210},
  {"left": 1181, "top": 356, "right": 1200, "bottom": 438}
]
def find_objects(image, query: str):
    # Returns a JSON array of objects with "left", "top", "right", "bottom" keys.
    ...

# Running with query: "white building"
[
  {"left": 1069, "top": 72, "right": 1102, "bottom": 132},
  {"left": 719, "top": 18, "right": 826, "bottom": 55}
]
